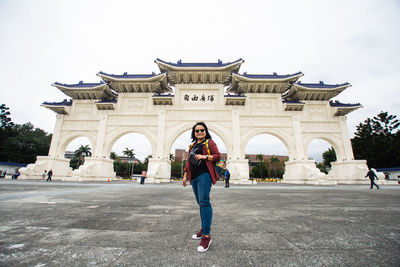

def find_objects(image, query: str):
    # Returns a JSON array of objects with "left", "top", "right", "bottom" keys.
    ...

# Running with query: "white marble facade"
[{"left": 20, "top": 59, "right": 372, "bottom": 184}]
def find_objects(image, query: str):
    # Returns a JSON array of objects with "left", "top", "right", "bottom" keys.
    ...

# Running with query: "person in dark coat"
[
  {"left": 224, "top": 169, "right": 230, "bottom": 188},
  {"left": 46, "top": 169, "right": 53, "bottom": 182},
  {"left": 365, "top": 168, "right": 380, "bottom": 189}
]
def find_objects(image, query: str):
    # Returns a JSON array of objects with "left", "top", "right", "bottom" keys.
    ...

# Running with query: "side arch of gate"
[
  {"left": 103, "top": 126, "right": 157, "bottom": 158},
  {"left": 56, "top": 132, "right": 97, "bottom": 158},
  {"left": 240, "top": 128, "right": 295, "bottom": 160},
  {"left": 164, "top": 121, "right": 232, "bottom": 158},
  {"left": 302, "top": 133, "right": 345, "bottom": 162}
]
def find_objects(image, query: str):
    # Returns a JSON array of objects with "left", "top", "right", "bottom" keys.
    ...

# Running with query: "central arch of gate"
[{"left": 21, "top": 58, "right": 369, "bottom": 184}]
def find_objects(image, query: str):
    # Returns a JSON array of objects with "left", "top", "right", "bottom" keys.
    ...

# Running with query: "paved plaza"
[{"left": 0, "top": 180, "right": 399, "bottom": 266}]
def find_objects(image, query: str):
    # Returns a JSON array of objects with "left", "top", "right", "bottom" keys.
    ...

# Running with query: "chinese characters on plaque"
[{"left": 183, "top": 94, "right": 215, "bottom": 103}]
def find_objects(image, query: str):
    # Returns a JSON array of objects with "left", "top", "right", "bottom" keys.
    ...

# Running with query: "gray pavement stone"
[{"left": 0, "top": 180, "right": 399, "bottom": 266}]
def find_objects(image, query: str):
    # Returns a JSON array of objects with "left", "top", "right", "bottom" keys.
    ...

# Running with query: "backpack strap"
[
  {"left": 188, "top": 142, "right": 196, "bottom": 151},
  {"left": 189, "top": 139, "right": 211, "bottom": 155},
  {"left": 202, "top": 139, "right": 211, "bottom": 155}
]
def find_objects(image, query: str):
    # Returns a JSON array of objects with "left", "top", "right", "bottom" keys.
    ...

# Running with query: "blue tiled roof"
[
  {"left": 296, "top": 81, "right": 350, "bottom": 88},
  {"left": 43, "top": 99, "right": 73, "bottom": 106},
  {"left": 282, "top": 99, "right": 305, "bottom": 104},
  {"left": 53, "top": 81, "right": 105, "bottom": 88},
  {"left": 329, "top": 100, "right": 361, "bottom": 107},
  {"left": 96, "top": 99, "right": 117, "bottom": 103},
  {"left": 155, "top": 58, "right": 244, "bottom": 67},
  {"left": 240, "top": 71, "right": 303, "bottom": 79},
  {"left": 98, "top": 71, "right": 160, "bottom": 79},
  {"left": 153, "top": 93, "right": 174, "bottom": 97},
  {"left": 0, "top": 161, "right": 28, "bottom": 167},
  {"left": 376, "top": 167, "right": 400, "bottom": 172},
  {"left": 224, "top": 94, "right": 246, "bottom": 97}
]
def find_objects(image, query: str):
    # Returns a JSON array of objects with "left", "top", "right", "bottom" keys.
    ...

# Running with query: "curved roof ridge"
[{"left": 155, "top": 58, "right": 244, "bottom": 67}]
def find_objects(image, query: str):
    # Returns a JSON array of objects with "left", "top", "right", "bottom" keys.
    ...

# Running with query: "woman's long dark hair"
[{"left": 191, "top": 122, "right": 212, "bottom": 142}]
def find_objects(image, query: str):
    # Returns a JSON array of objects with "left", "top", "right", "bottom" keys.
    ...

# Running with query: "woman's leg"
[{"left": 197, "top": 173, "right": 212, "bottom": 235}]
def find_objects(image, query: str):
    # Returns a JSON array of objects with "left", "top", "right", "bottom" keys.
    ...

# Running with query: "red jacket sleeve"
[{"left": 208, "top": 139, "right": 221, "bottom": 162}]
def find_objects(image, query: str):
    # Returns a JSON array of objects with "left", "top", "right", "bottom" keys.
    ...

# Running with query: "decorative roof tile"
[
  {"left": 155, "top": 58, "right": 244, "bottom": 68},
  {"left": 53, "top": 81, "right": 105, "bottom": 88},
  {"left": 97, "top": 71, "right": 160, "bottom": 79},
  {"left": 42, "top": 99, "right": 73, "bottom": 106},
  {"left": 296, "top": 81, "right": 350, "bottom": 89},
  {"left": 240, "top": 71, "right": 303, "bottom": 79},
  {"left": 329, "top": 100, "right": 361, "bottom": 107}
]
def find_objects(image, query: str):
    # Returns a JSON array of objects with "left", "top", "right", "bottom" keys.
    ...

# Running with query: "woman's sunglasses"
[{"left": 195, "top": 129, "right": 205, "bottom": 133}]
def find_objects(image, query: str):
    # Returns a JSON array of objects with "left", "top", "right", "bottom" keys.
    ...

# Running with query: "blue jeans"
[{"left": 191, "top": 172, "right": 213, "bottom": 235}]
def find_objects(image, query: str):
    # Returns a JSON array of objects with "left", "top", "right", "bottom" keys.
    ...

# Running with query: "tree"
[
  {"left": 0, "top": 104, "right": 15, "bottom": 143},
  {"left": 170, "top": 153, "right": 175, "bottom": 161},
  {"left": 256, "top": 153, "right": 265, "bottom": 178},
  {"left": 316, "top": 162, "right": 328, "bottom": 174},
  {"left": 322, "top": 147, "right": 336, "bottom": 167},
  {"left": 72, "top": 145, "right": 92, "bottom": 169},
  {"left": 352, "top": 111, "right": 400, "bottom": 168},
  {"left": 123, "top": 147, "right": 135, "bottom": 177},
  {"left": 269, "top": 156, "right": 280, "bottom": 178},
  {"left": 250, "top": 163, "right": 268, "bottom": 179},
  {"left": 110, "top": 152, "right": 117, "bottom": 160}
]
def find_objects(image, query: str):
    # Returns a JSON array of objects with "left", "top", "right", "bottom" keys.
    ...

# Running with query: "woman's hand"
[
  {"left": 195, "top": 154, "right": 207, "bottom": 160},
  {"left": 182, "top": 173, "right": 187, "bottom": 187}
]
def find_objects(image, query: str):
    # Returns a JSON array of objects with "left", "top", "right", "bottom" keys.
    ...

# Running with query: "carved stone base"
[
  {"left": 282, "top": 160, "right": 330, "bottom": 185},
  {"left": 226, "top": 159, "right": 252, "bottom": 184},
  {"left": 147, "top": 158, "right": 171, "bottom": 183},
  {"left": 71, "top": 157, "right": 115, "bottom": 181},
  {"left": 19, "top": 156, "right": 72, "bottom": 180},
  {"left": 327, "top": 160, "right": 369, "bottom": 184}
]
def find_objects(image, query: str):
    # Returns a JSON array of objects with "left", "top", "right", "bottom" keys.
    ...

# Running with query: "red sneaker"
[
  {"left": 192, "top": 229, "right": 202, "bottom": 240},
  {"left": 197, "top": 235, "right": 211, "bottom": 252}
]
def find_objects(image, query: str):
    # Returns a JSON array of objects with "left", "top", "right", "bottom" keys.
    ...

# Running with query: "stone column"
[
  {"left": 50, "top": 114, "right": 64, "bottom": 157},
  {"left": 327, "top": 117, "right": 369, "bottom": 184},
  {"left": 282, "top": 116, "right": 329, "bottom": 184},
  {"left": 147, "top": 110, "right": 171, "bottom": 183},
  {"left": 71, "top": 115, "right": 116, "bottom": 181},
  {"left": 20, "top": 114, "right": 73, "bottom": 180},
  {"left": 227, "top": 110, "right": 251, "bottom": 184},
  {"left": 338, "top": 116, "right": 354, "bottom": 161}
]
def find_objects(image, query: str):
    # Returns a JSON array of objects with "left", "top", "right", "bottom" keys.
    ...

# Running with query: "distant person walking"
[
  {"left": 224, "top": 169, "right": 230, "bottom": 188},
  {"left": 46, "top": 169, "right": 53, "bottom": 182},
  {"left": 140, "top": 170, "right": 147, "bottom": 184},
  {"left": 42, "top": 170, "right": 47, "bottom": 182},
  {"left": 365, "top": 168, "right": 380, "bottom": 189},
  {"left": 182, "top": 122, "right": 221, "bottom": 253}
]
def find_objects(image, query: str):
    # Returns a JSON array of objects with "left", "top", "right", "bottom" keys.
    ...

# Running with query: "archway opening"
[
  {"left": 245, "top": 134, "right": 288, "bottom": 180},
  {"left": 65, "top": 137, "right": 92, "bottom": 170},
  {"left": 307, "top": 139, "right": 337, "bottom": 174},
  {"left": 110, "top": 133, "right": 152, "bottom": 178},
  {"left": 170, "top": 129, "right": 227, "bottom": 180}
]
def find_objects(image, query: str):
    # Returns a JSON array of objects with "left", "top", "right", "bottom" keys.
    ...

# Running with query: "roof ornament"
[
  {"left": 218, "top": 59, "right": 222, "bottom": 64},
  {"left": 273, "top": 72, "right": 277, "bottom": 76},
  {"left": 79, "top": 81, "right": 83, "bottom": 84},
  {"left": 152, "top": 72, "right": 155, "bottom": 75},
  {"left": 319, "top": 81, "right": 324, "bottom": 84},
  {"left": 177, "top": 59, "right": 182, "bottom": 64},
  {"left": 243, "top": 72, "right": 247, "bottom": 75},
  {"left": 123, "top": 72, "right": 127, "bottom": 75}
]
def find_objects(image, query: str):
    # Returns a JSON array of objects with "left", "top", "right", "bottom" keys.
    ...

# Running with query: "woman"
[{"left": 182, "top": 122, "right": 221, "bottom": 253}]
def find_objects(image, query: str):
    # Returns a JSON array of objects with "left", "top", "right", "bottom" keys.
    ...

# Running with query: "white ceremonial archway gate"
[{"left": 20, "top": 59, "right": 370, "bottom": 184}]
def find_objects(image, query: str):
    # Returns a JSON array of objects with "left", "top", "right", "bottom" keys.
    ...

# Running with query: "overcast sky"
[{"left": 1, "top": 0, "right": 399, "bottom": 162}]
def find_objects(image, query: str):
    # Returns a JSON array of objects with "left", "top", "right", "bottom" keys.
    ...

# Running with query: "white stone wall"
[{"left": 20, "top": 83, "right": 368, "bottom": 184}]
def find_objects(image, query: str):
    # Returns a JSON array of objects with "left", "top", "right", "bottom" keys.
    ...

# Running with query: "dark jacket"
[
  {"left": 184, "top": 139, "right": 221, "bottom": 185},
  {"left": 365, "top": 170, "right": 378, "bottom": 180}
]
